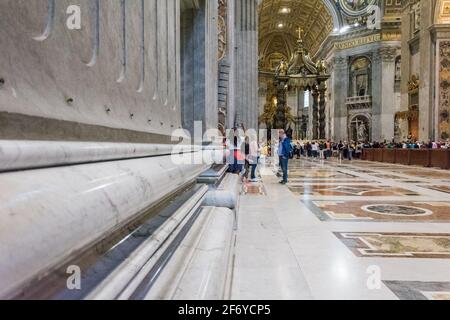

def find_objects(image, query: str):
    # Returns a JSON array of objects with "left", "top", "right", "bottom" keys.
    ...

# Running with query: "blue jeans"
[
  {"left": 280, "top": 157, "right": 289, "bottom": 182},
  {"left": 251, "top": 164, "right": 257, "bottom": 180}
]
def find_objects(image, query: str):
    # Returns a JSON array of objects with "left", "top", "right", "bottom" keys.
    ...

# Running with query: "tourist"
[
  {"left": 241, "top": 136, "right": 251, "bottom": 182},
  {"left": 355, "top": 142, "right": 363, "bottom": 159},
  {"left": 278, "top": 130, "right": 292, "bottom": 185},
  {"left": 347, "top": 142, "right": 354, "bottom": 161},
  {"left": 247, "top": 132, "right": 259, "bottom": 182},
  {"left": 332, "top": 142, "right": 339, "bottom": 158},
  {"left": 325, "top": 141, "right": 332, "bottom": 159},
  {"left": 306, "top": 141, "right": 312, "bottom": 157},
  {"left": 311, "top": 142, "right": 319, "bottom": 158},
  {"left": 234, "top": 136, "right": 245, "bottom": 174},
  {"left": 296, "top": 141, "right": 302, "bottom": 159},
  {"left": 338, "top": 141, "right": 344, "bottom": 160}
]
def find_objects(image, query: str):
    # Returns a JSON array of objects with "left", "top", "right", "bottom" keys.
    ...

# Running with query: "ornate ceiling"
[{"left": 259, "top": 0, "right": 334, "bottom": 70}]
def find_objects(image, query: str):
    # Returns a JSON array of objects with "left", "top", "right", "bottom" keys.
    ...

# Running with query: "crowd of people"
[
  {"left": 290, "top": 139, "right": 450, "bottom": 161},
  {"left": 227, "top": 132, "right": 260, "bottom": 183},
  {"left": 226, "top": 129, "right": 450, "bottom": 185},
  {"left": 226, "top": 129, "right": 293, "bottom": 184}
]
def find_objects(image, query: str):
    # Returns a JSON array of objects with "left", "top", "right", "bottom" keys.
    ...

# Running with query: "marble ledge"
[
  {"left": 0, "top": 140, "right": 225, "bottom": 172},
  {"left": 0, "top": 153, "right": 210, "bottom": 299}
]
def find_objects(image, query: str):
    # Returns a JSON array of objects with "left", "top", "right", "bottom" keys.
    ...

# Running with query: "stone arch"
[
  {"left": 259, "top": 0, "right": 343, "bottom": 58},
  {"left": 323, "top": 0, "right": 344, "bottom": 31}
]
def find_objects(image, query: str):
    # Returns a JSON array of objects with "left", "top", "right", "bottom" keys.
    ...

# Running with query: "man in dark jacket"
[{"left": 278, "top": 130, "right": 292, "bottom": 184}]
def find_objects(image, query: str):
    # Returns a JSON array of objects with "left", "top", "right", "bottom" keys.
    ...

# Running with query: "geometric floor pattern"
[
  {"left": 305, "top": 200, "right": 450, "bottom": 222},
  {"left": 334, "top": 232, "right": 450, "bottom": 258},
  {"left": 232, "top": 157, "right": 450, "bottom": 299},
  {"left": 384, "top": 281, "right": 450, "bottom": 300}
]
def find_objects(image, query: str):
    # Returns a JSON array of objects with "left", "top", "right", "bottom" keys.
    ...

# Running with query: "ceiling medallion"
[{"left": 339, "top": 0, "right": 376, "bottom": 16}]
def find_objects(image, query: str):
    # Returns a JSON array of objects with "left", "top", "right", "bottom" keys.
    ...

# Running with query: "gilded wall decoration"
[
  {"left": 334, "top": 34, "right": 381, "bottom": 50},
  {"left": 408, "top": 74, "right": 419, "bottom": 93},
  {"left": 339, "top": 0, "right": 376, "bottom": 16},
  {"left": 218, "top": 0, "right": 227, "bottom": 61},
  {"left": 436, "top": 0, "right": 450, "bottom": 24},
  {"left": 439, "top": 41, "right": 450, "bottom": 140},
  {"left": 412, "top": 1, "right": 421, "bottom": 32},
  {"left": 259, "top": 0, "right": 333, "bottom": 57}
]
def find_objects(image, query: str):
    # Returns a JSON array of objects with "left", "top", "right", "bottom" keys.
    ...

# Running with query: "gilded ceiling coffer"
[{"left": 274, "top": 28, "right": 330, "bottom": 139}]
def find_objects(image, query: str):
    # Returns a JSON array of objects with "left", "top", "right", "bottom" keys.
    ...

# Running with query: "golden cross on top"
[{"left": 297, "top": 27, "right": 304, "bottom": 40}]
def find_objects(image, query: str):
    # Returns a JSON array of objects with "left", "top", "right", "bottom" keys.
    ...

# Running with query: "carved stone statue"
[
  {"left": 408, "top": 74, "right": 420, "bottom": 92},
  {"left": 357, "top": 123, "right": 368, "bottom": 141},
  {"left": 316, "top": 60, "right": 328, "bottom": 75},
  {"left": 413, "top": 2, "right": 421, "bottom": 31},
  {"left": 276, "top": 59, "right": 289, "bottom": 76}
]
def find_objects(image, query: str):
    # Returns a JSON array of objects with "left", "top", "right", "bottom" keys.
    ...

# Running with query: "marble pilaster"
[
  {"left": 331, "top": 56, "right": 349, "bottom": 141},
  {"left": 379, "top": 46, "right": 399, "bottom": 142},
  {"left": 180, "top": 0, "right": 219, "bottom": 134},
  {"left": 418, "top": 0, "right": 434, "bottom": 141},
  {"left": 234, "top": 0, "right": 258, "bottom": 130}
]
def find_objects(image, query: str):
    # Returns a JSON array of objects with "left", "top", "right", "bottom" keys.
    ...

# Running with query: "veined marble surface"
[
  {"left": 146, "top": 207, "right": 235, "bottom": 300},
  {"left": 0, "top": 152, "right": 210, "bottom": 298},
  {"left": 232, "top": 158, "right": 450, "bottom": 300},
  {"left": 0, "top": 140, "right": 205, "bottom": 172}
]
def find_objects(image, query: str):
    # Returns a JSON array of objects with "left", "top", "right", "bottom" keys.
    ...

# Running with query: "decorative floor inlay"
[
  {"left": 371, "top": 174, "right": 405, "bottom": 180},
  {"left": 289, "top": 179, "right": 367, "bottom": 183},
  {"left": 305, "top": 201, "right": 450, "bottom": 221},
  {"left": 334, "top": 232, "right": 450, "bottom": 258},
  {"left": 384, "top": 281, "right": 450, "bottom": 300},
  {"left": 351, "top": 169, "right": 377, "bottom": 173},
  {"left": 242, "top": 182, "right": 266, "bottom": 195},
  {"left": 421, "top": 185, "right": 450, "bottom": 194},
  {"left": 289, "top": 171, "right": 357, "bottom": 179},
  {"left": 401, "top": 180, "right": 427, "bottom": 184},
  {"left": 399, "top": 170, "right": 450, "bottom": 180},
  {"left": 289, "top": 185, "right": 419, "bottom": 197}
]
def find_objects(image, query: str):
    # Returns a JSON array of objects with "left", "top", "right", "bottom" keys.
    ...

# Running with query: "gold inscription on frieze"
[{"left": 335, "top": 34, "right": 381, "bottom": 50}]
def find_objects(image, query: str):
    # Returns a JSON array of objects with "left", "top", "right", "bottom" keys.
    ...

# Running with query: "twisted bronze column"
[
  {"left": 319, "top": 83, "right": 327, "bottom": 140},
  {"left": 274, "top": 77, "right": 288, "bottom": 130},
  {"left": 312, "top": 86, "right": 319, "bottom": 140}
]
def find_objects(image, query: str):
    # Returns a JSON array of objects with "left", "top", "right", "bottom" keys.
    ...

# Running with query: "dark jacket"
[{"left": 280, "top": 137, "right": 292, "bottom": 158}]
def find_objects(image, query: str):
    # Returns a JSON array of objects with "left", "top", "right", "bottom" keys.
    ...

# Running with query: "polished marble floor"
[{"left": 231, "top": 158, "right": 450, "bottom": 300}]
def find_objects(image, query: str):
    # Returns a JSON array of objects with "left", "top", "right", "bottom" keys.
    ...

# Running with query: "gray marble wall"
[
  {"left": 326, "top": 41, "right": 400, "bottom": 142},
  {"left": 234, "top": 0, "right": 259, "bottom": 130},
  {"left": 331, "top": 56, "right": 349, "bottom": 141},
  {"left": 0, "top": 0, "right": 225, "bottom": 297},
  {"left": 180, "top": 0, "right": 219, "bottom": 135},
  {"left": 0, "top": 0, "right": 182, "bottom": 141}
]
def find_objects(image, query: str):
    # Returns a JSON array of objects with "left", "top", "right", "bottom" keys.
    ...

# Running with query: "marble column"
[
  {"left": 319, "top": 83, "right": 327, "bottom": 140},
  {"left": 274, "top": 77, "right": 288, "bottom": 130},
  {"left": 234, "top": 0, "right": 258, "bottom": 130},
  {"left": 418, "top": 0, "right": 434, "bottom": 141},
  {"left": 379, "top": 46, "right": 399, "bottom": 142},
  {"left": 225, "top": 0, "right": 236, "bottom": 129},
  {"left": 371, "top": 50, "right": 383, "bottom": 141},
  {"left": 431, "top": 26, "right": 450, "bottom": 142},
  {"left": 400, "top": 1, "right": 412, "bottom": 114}
]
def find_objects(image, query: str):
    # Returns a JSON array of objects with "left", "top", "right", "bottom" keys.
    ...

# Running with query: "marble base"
[{"left": 0, "top": 153, "right": 210, "bottom": 298}]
